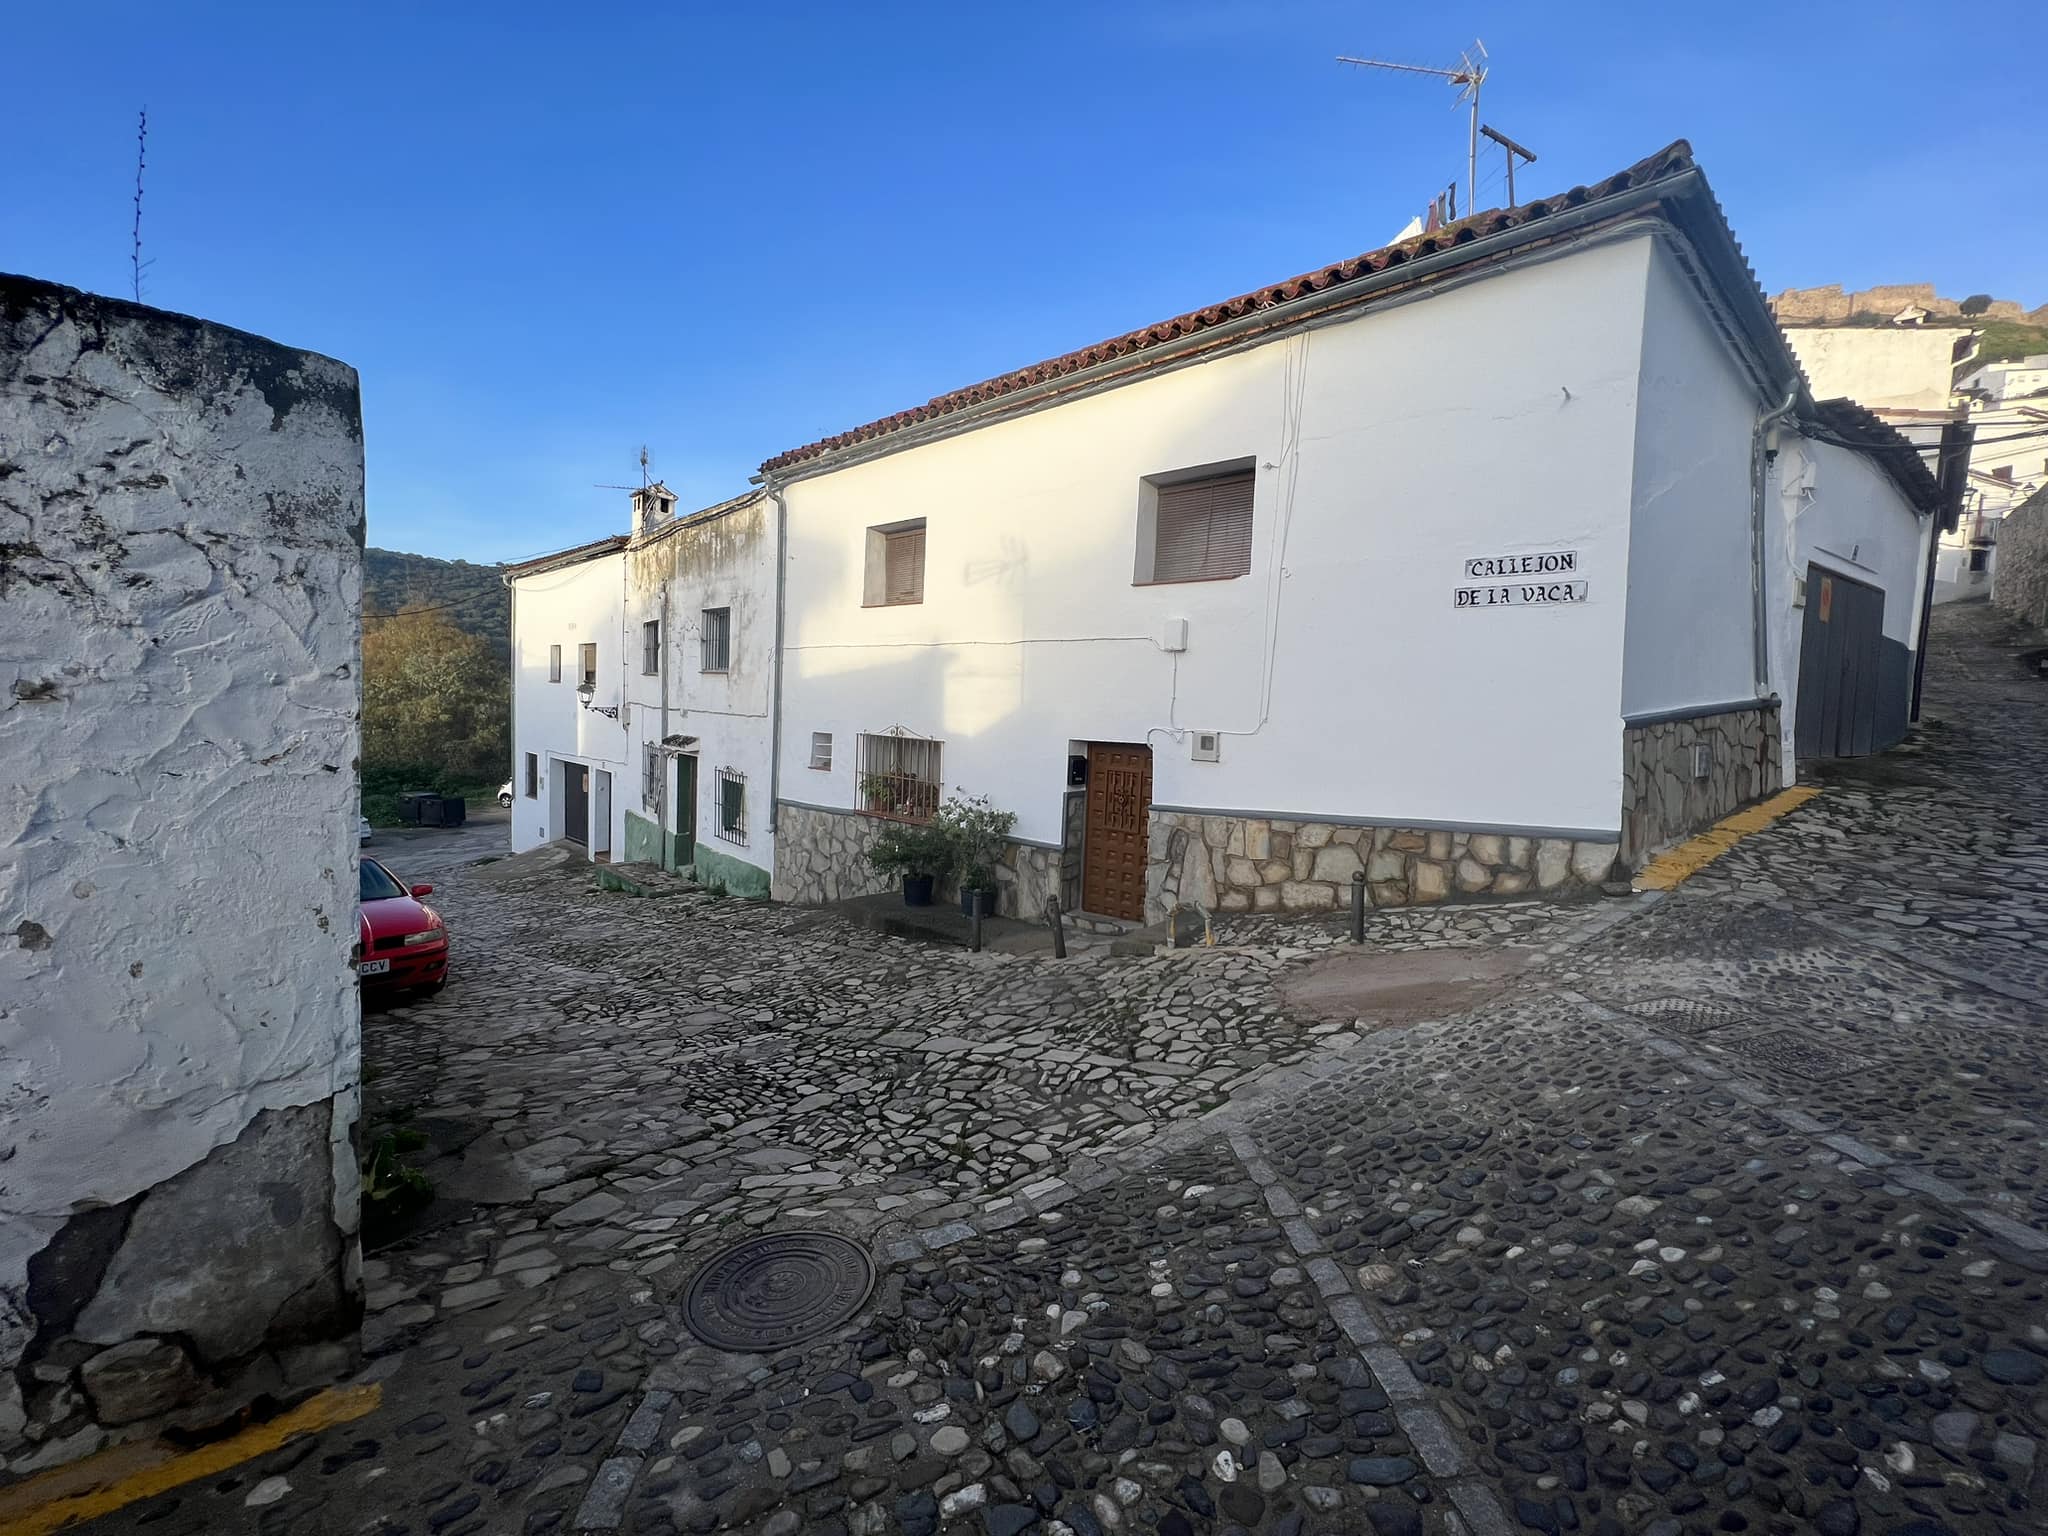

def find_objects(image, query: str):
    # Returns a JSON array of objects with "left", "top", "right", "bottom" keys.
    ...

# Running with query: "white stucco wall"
[
  {"left": 621, "top": 496, "right": 778, "bottom": 886},
  {"left": 509, "top": 549, "right": 629, "bottom": 853},
  {"left": 1784, "top": 325, "right": 1967, "bottom": 411},
  {"left": 1764, "top": 434, "right": 1931, "bottom": 771},
  {"left": 1620, "top": 240, "right": 1765, "bottom": 718},
  {"left": 1, "top": 280, "right": 364, "bottom": 1463},
  {"left": 775, "top": 235, "right": 1656, "bottom": 847}
]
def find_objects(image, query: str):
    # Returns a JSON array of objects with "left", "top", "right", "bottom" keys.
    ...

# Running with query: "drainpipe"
[
  {"left": 765, "top": 480, "right": 789, "bottom": 866},
  {"left": 1751, "top": 389, "right": 1800, "bottom": 698},
  {"left": 658, "top": 564, "right": 672, "bottom": 869}
]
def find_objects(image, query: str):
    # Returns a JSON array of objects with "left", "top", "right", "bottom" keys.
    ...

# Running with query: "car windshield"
[{"left": 359, "top": 861, "right": 407, "bottom": 902}]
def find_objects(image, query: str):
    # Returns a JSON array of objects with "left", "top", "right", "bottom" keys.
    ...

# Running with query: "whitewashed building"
[
  {"left": 505, "top": 486, "right": 777, "bottom": 897},
  {"left": 760, "top": 141, "right": 1945, "bottom": 923}
]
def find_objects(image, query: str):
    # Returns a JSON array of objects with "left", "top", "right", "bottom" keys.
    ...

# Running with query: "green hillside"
[{"left": 363, "top": 548, "right": 509, "bottom": 659}]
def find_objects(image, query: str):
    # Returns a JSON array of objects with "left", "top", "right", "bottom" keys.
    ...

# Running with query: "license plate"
[{"left": 357, "top": 958, "right": 390, "bottom": 976}]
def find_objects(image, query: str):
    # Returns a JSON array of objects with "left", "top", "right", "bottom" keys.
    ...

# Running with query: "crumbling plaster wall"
[{"left": 0, "top": 275, "right": 365, "bottom": 1477}]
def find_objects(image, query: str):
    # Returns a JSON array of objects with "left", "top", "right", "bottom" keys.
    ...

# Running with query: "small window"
[
  {"left": 641, "top": 620, "right": 660, "bottom": 675},
  {"left": 1992, "top": 465, "right": 2014, "bottom": 484},
  {"left": 856, "top": 731, "right": 942, "bottom": 822},
  {"left": 524, "top": 752, "right": 538, "bottom": 798},
  {"left": 701, "top": 607, "right": 731, "bottom": 672},
  {"left": 643, "top": 745, "right": 662, "bottom": 809},
  {"left": 1137, "top": 465, "right": 1255, "bottom": 584},
  {"left": 809, "top": 731, "right": 833, "bottom": 771},
  {"left": 716, "top": 767, "right": 746, "bottom": 845},
  {"left": 863, "top": 520, "right": 926, "bottom": 606},
  {"left": 549, "top": 644, "right": 562, "bottom": 683},
  {"left": 1968, "top": 546, "right": 1991, "bottom": 572},
  {"left": 578, "top": 642, "right": 597, "bottom": 688}
]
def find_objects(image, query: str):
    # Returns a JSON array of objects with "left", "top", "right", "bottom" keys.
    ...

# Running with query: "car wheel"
[{"left": 498, "top": 794, "right": 513, "bottom": 807}]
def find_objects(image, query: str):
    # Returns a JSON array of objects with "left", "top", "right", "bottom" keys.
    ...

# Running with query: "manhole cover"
[
  {"left": 1729, "top": 1031, "right": 1872, "bottom": 1081},
  {"left": 1620, "top": 996, "right": 1763, "bottom": 1033},
  {"left": 682, "top": 1231, "right": 875, "bottom": 1352}
]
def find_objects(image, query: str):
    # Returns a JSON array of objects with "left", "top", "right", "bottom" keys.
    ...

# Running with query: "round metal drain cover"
[{"left": 682, "top": 1230, "right": 875, "bottom": 1352}]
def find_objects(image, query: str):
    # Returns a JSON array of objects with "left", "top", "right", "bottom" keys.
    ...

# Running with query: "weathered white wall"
[
  {"left": 1, "top": 277, "right": 364, "bottom": 1471},
  {"left": 621, "top": 495, "right": 777, "bottom": 890},
  {"left": 1765, "top": 433, "right": 1931, "bottom": 770},
  {"left": 775, "top": 235, "right": 1655, "bottom": 852},
  {"left": 1621, "top": 240, "right": 1764, "bottom": 717},
  {"left": 509, "top": 548, "right": 628, "bottom": 853},
  {"left": 1784, "top": 325, "right": 1966, "bottom": 411}
]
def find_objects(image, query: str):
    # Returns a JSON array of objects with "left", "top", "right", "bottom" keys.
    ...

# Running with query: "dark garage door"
[{"left": 1795, "top": 565, "right": 1889, "bottom": 759}]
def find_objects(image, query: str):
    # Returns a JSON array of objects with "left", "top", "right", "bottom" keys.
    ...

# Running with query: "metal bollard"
[
  {"left": 970, "top": 889, "right": 985, "bottom": 953},
  {"left": 1351, "top": 870, "right": 1367, "bottom": 944},
  {"left": 1046, "top": 896, "right": 1067, "bottom": 959}
]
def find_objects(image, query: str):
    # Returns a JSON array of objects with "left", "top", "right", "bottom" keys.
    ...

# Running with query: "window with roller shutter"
[
  {"left": 1145, "top": 470, "right": 1255, "bottom": 584},
  {"left": 863, "top": 519, "right": 927, "bottom": 606}
]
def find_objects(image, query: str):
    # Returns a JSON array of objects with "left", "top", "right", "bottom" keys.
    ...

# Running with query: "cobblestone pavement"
[{"left": 80, "top": 602, "right": 2048, "bottom": 1536}]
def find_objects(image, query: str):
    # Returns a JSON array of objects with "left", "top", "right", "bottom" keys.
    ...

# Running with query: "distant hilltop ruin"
[{"left": 1772, "top": 283, "right": 2048, "bottom": 327}]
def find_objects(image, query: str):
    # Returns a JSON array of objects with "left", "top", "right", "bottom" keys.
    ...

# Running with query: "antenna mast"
[{"left": 1337, "top": 41, "right": 1489, "bottom": 216}]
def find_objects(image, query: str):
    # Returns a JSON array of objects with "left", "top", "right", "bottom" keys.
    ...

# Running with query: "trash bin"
[
  {"left": 440, "top": 796, "right": 466, "bottom": 827},
  {"left": 399, "top": 791, "right": 443, "bottom": 826}
]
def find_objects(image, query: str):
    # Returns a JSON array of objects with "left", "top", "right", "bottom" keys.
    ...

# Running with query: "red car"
[{"left": 355, "top": 857, "right": 449, "bottom": 993}]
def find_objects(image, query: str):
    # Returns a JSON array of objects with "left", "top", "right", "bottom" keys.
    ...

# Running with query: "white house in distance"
[
  {"left": 761, "top": 140, "right": 1943, "bottom": 924},
  {"left": 504, "top": 485, "right": 777, "bottom": 897}
]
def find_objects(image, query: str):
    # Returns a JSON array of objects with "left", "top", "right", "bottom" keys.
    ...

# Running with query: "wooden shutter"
[
  {"left": 885, "top": 527, "right": 925, "bottom": 603},
  {"left": 1152, "top": 472, "right": 1254, "bottom": 582}
]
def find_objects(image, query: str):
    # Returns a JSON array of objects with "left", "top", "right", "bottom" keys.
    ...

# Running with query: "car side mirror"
[{"left": 410, "top": 884, "right": 434, "bottom": 898}]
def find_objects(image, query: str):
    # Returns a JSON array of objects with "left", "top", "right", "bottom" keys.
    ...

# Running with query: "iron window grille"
[
  {"left": 855, "top": 729, "right": 942, "bottom": 822},
  {"left": 643, "top": 745, "right": 662, "bottom": 810},
  {"left": 701, "top": 607, "right": 731, "bottom": 672},
  {"left": 715, "top": 767, "right": 746, "bottom": 844},
  {"left": 809, "top": 731, "right": 833, "bottom": 770},
  {"left": 549, "top": 644, "right": 562, "bottom": 682},
  {"left": 642, "top": 620, "right": 660, "bottom": 675}
]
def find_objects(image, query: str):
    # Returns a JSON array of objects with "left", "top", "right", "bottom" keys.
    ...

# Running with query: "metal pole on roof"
[{"left": 1480, "top": 124, "right": 1538, "bottom": 208}]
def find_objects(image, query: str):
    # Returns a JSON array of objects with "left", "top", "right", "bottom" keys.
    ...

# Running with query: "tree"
[
  {"left": 361, "top": 603, "right": 508, "bottom": 782},
  {"left": 1960, "top": 294, "right": 1994, "bottom": 317}
]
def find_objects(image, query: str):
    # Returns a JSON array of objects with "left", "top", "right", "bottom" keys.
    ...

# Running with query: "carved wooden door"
[{"left": 1082, "top": 743, "right": 1152, "bottom": 921}]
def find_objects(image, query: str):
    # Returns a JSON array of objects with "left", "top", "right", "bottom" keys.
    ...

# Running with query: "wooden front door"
[{"left": 1082, "top": 742, "right": 1152, "bottom": 921}]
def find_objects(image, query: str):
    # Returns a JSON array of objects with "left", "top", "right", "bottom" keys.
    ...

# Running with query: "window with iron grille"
[
  {"left": 549, "top": 644, "right": 562, "bottom": 682},
  {"left": 643, "top": 745, "right": 662, "bottom": 809},
  {"left": 862, "top": 520, "right": 926, "bottom": 606},
  {"left": 701, "top": 607, "right": 731, "bottom": 671},
  {"left": 524, "top": 752, "right": 539, "bottom": 798},
  {"left": 715, "top": 767, "right": 746, "bottom": 844},
  {"left": 855, "top": 731, "right": 942, "bottom": 822},
  {"left": 578, "top": 642, "right": 597, "bottom": 688},
  {"left": 642, "top": 620, "right": 660, "bottom": 675},
  {"left": 809, "top": 731, "right": 833, "bottom": 770},
  {"left": 1136, "top": 464, "right": 1256, "bottom": 584}
]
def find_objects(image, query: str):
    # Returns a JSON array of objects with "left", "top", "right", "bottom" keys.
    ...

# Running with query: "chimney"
[{"left": 632, "top": 482, "right": 677, "bottom": 540}]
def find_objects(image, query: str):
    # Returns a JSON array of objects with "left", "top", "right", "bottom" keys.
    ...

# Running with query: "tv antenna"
[
  {"left": 1337, "top": 40, "right": 1489, "bottom": 218},
  {"left": 595, "top": 446, "right": 655, "bottom": 492},
  {"left": 1479, "top": 124, "right": 1537, "bottom": 207}
]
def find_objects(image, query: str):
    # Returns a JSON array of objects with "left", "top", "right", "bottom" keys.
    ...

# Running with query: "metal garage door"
[{"left": 1794, "top": 565, "right": 1886, "bottom": 759}]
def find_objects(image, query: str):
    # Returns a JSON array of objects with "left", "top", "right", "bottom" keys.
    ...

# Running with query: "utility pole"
[
  {"left": 1337, "top": 41, "right": 1489, "bottom": 216},
  {"left": 1479, "top": 124, "right": 1537, "bottom": 207}
]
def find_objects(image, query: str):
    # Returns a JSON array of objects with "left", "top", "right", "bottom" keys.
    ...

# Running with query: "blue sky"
[{"left": 8, "top": 3, "right": 2043, "bottom": 562}]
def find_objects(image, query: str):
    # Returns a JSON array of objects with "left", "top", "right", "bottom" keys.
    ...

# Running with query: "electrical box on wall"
[
  {"left": 1691, "top": 743, "right": 1712, "bottom": 780},
  {"left": 1161, "top": 618, "right": 1189, "bottom": 652},
  {"left": 1792, "top": 575, "right": 1808, "bottom": 608},
  {"left": 1067, "top": 755, "right": 1088, "bottom": 787},
  {"left": 1191, "top": 731, "right": 1221, "bottom": 763}
]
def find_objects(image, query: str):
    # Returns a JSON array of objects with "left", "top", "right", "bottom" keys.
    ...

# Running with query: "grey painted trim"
[
  {"left": 1149, "top": 803, "right": 1620, "bottom": 844},
  {"left": 765, "top": 176, "right": 1744, "bottom": 488},
  {"left": 774, "top": 797, "right": 1063, "bottom": 851},
  {"left": 1622, "top": 697, "right": 1779, "bottom": 728}
]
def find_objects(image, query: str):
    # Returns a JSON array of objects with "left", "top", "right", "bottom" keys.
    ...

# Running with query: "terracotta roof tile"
[{"left": 761, "top": 141, "right": 1700, "bottom": 474}]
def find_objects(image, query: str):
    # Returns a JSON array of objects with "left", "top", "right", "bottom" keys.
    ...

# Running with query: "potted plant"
[
  {"left": 936, "top": 791, "right": 1017, "bottom": 917},
  {"left": 867, "top": 821, "right": 954, "bottom": 907},
  {"left": 858, "top": 772, "right": 896, "bottom": 815}
]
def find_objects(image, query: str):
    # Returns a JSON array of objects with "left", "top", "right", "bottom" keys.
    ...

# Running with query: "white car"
[
  {"left": 497, "top": 781, "right": 514, "bottom": 808},
  {"left": 358, "top": 814, "right": 373, "bottom": 844}
]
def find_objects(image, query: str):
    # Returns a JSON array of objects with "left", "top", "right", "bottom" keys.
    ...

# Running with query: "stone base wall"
[
  {"left": 1146, "top": 812, "right": 1620, "bottom": 919},
  {"left": 7, "top": 1100, "right": 360, "bottom": 1480},
  {"left": 1620, "top": 704, "right": 1782, "bottom": 867},
  {"left": 1993, "top": 493, "right": 2048, "bottom": 630},
  {"left": 774, "top": 804, "right": 1057, "bottom": 919}
]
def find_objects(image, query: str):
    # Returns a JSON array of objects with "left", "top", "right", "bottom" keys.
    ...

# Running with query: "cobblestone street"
[{"left": 85, "top": 602, "right": 2048, "bottom": 1536}]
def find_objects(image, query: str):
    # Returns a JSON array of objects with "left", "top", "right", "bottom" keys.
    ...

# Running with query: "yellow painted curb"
[
  {"left": 0, "top": 1383, "right": 380, "bottom": 1536},
  {"left": 1633, "top": 785, "right": 1822, "bottom": 892}
]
